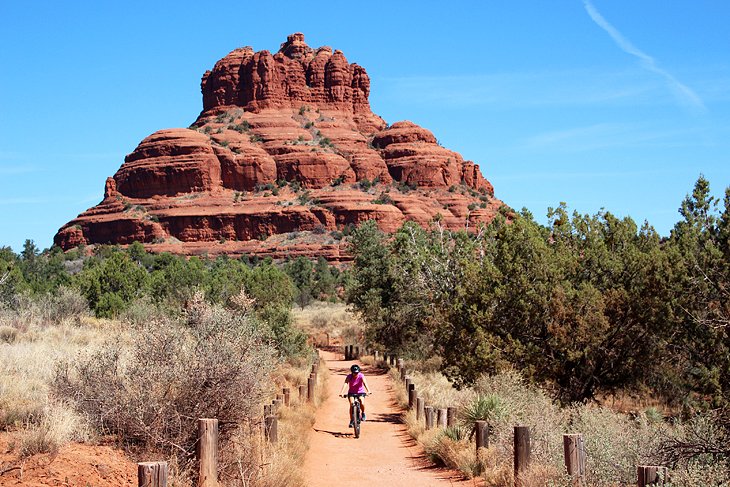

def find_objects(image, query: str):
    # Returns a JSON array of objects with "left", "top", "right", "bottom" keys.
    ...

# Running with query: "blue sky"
[{"left": 1, "top": 1, "right": 729, "bottom": 252}]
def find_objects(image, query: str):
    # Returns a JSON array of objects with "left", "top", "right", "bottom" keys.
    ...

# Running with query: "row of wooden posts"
[
  {"left": 137, "top": 353, "right": 321, "bottom": 487},
  {"left": 361, "top": 347, "right": 669, "bottom": 487}
]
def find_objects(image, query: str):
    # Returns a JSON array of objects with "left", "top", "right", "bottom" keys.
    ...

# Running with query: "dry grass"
[
  {"left": 0, "top": 319, "right": 112, "bottom": 430},
  {"left": 291, "top": 301, "right": 363, "bottom": 346},
  {"left": 394, "top": 362, "right": 730, "bottom": 486},
  {"left": 0, "top": 294, "right": 110, "bottom": 456},
  {"left": 218, "top": 356, "right": 325, "bottom": 487},
  {"left": 17, "top": 400, "right": 92, "bottom": 458}
]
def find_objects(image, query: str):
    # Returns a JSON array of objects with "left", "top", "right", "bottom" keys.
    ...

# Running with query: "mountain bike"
[{"left": 342, "top": 393, "right": 368, "bottom": 438}]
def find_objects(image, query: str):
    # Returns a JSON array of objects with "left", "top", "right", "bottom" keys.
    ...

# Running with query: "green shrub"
[
  {"left": 373, "top": 192, "right": 394, "bottom": 205},
  {"left": 229, "top": 121, "right": 250, "bottom": 133},
  {"left": 298, "top": 191, "right": 313, "bottom": 205}
]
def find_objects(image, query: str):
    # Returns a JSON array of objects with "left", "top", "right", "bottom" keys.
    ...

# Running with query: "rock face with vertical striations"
[{"left": 55, "top": 33, "right": 506, "bottom": 261}]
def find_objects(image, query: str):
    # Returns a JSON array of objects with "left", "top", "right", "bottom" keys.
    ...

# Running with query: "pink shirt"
[{"left": 346, "top": 372, "right": 366, "bottom": 394}]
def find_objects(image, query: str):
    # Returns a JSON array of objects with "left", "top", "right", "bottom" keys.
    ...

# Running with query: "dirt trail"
[{"left": 302, "top": 350, "right": 479, "bottom": 487}]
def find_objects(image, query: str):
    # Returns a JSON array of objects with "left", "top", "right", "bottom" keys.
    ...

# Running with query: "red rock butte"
[{"left": 55, "top": 33, "right": 506, "bottom": 261}]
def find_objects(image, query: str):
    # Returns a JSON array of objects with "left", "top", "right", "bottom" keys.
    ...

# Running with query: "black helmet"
[{"left": 350, "top": 364, "right": 361, "bottom": 373}]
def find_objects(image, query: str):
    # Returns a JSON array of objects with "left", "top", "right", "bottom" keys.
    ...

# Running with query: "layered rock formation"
[{"left": 55, "top": 33, "right": 505, "bottom": 261}]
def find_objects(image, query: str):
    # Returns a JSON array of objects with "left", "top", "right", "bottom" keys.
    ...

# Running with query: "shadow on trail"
[
  {"left": 328, "top": 361, "right": 390, "bottom": 377},
  {"left": 371, "top": 412, "right": 403, "bottom": 424},
  {"left": 313, "top": 428, "right": 354, "bottom": 439}
]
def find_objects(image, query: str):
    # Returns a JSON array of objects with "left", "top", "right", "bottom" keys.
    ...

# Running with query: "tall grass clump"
[
  {"left": 53, "top": 290, "right": 278, "bottom": 468},
  {"left": 0, "top": 289, "right": 98, "bottom": 455},
  {"left": 17, "top": 400, "right": 91, "bottom": 457}
]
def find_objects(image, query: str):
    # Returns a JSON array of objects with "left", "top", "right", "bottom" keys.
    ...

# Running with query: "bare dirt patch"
[{"left": 0, "top": 433, "right": 136, "bottom": 486}]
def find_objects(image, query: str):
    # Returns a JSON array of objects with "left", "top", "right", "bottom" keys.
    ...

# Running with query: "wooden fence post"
[
  {"left": 264, "top": 404, "right": 271, "bottom": 417},
  {"left": 265, "top": 415, "right": 278, "bottom": 443},
  {"left": 396, "top": 358, "right": 404, "bottom": 372},
  {"left": 425, "top": 406, "right": 434, "bottom": 430},
  {"left": 417, "top": 397, "right": 424, "bottom": 421},
  {"left": 476, "top": 420, "right": 489, "bottom": 451},
  {"left": 637, "top": 466, "right": 668, "bottom": 486},
  {"left": 405, "top": 377, "right": 412, "bottom": 392},
  {"left": 355, "top": 346, "right": 360, "bottom": 358},
  {"left": 564, "top": 434, "right": 586, "bottom": 485},
  {"left": 348, "top": 345, "right": 354, "bottom": 361},
  {"left": 389, "top": 354, "right": 395, "bottom": 366},
  {"left": 408, "top": 384, "right": 417, "bottom": 409},
  {"left": 283, "top": 388, "right": 290, "bottom": 407},
  {"left": 514, "top": 426, "right": 531, "bottom": 487},
  {"left": 299, "top": 384, "right": 307, "bottom": 402},
  {"left": 308, "top": 376, "right": 315, "bottom": 402},
  {"left": 400, "top": 367, "right": 407, "bottom": 381},
  {"left": 138, "top": 462, "right": 168, "bottom": 487},
  {"left": 344, "top": 345, "right": 350, "bottom": 360},
  {"left": 447, "top": 407, "right": 456, "bottom": 427},
  {"left": 197, "top": 418, "right": 218, "bottom": 487},
  {"left": 437, "top": 408, "right": 447, "bottom": 428}
]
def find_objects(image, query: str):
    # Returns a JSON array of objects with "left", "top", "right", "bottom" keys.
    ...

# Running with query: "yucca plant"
[
  {"left": 460, "top": 393, "right": 507, "bottom": 438},
  {"left": 442, "top": 424, "right": 469, "bottom": 442}
]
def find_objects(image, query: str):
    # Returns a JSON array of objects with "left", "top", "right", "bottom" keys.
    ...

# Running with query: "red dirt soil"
[
  {"left": 302, "top": 350, "right": 481, "bottom": 487},
  {"left": 0, "top": 435, "right": 136, "bottom": 486}
]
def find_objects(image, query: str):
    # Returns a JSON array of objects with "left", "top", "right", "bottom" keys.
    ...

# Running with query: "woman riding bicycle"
[{"left": 339, "top": 364, "right": 372, "bottom": 427}]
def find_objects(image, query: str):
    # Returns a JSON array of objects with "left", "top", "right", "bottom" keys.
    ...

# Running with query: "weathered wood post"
[
  {"left": 307, "top": 375, "right": 315, "bottom": 402},
  {"left": 564, "top": 434, "right": 586, "bottom": 485},
  {"left": 447, "top": 407, "right": 457, "bottom": 427},
  {"left": 400, "top": 367, "right": 407, "bottom": 382},
  {"left": 138, "top": 462, "right": 168, "bottom": 487},
  {"left": 425, "top": 406, "right": 434, "bottom": 430},
  {"left": 389, "top": 354, "right": 395, "bottom": 366},
  {"left": 417, "top": 397, "right": 424, "bottom": 421},
  {"left": 344, "top": 345, "right": 350, "bottom": 360},
  {"left": 405, "top": 377, "right": 412, "bottom": 392},
  {"left": 408, "top": 384, "right": 417, "bottom": 409},
  {"left": 272, "top": 398, "right": 281, "bottom": 412},
  {"left": 348, "top": 345, "right": 354, "bottom": 361},
  {"left": 265, "top": 415, "right": 278, "bottom": 443},
  {"left": 396, "top": 358, "right": 404, "bottom": 372},
  {"left": 283, "top": 387, "right": 290, "bottom": 407},
  {"left": 325, "top": 332, "right": 330, "bottom": 346},
  {"left": 197, "top": 418, "right": 218, "bottom": 487},
  {"left": 437, "top": 408, "right": 447, "bottom": 428},
  {"left": 514, "top": 426, "right": 531, "bottom": 487},
  {"left": 476, "top": 420, "right": 489, "bottom": 451},
  {"left": 637, "top": 466, "right": 668, "bottom": 486},
  {"left": 355, "top": 346, "right": 360, "bottom": 358},
  {"left": 298, "top": 384, "right": 307, "bottom": 402}
]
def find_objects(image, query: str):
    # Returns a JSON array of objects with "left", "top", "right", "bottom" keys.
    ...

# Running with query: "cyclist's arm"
[
  {"left": 362, "top": 376, "right": 372, "bottom": 394},
  {"left": 339, "top": 375, "right": 351, "bottom": 396}
]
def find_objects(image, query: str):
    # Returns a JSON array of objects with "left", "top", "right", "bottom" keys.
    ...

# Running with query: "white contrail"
[{"left": 583, "top": 0, "right": 706, "bottom": 113}]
